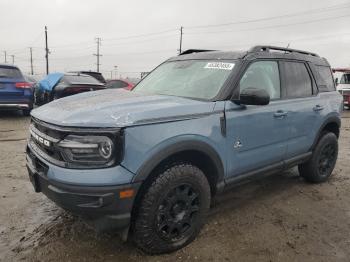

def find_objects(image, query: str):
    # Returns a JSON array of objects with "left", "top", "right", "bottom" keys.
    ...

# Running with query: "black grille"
[
  {"left": 30, "top": 118, "right": 65, "bottom": 163},
  {"left": 29, "top": 117, "right": 122, "bottom": 169},
  {"left": 32, "top": 118, "right": 66, "bottom": 140}
]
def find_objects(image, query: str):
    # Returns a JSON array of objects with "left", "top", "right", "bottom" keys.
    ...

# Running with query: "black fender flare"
[
  {"left": 310, "top": 114, "right": 341, "bottom": 151},
  {"left": 132, "top": 140, "right": 225, "bottom": 188}
]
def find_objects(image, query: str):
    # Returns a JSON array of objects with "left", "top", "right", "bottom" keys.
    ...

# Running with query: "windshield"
[
  {"left": 133, "top": 60, "right": 235, "bottom": 100},
  {"left": 340, "top": 74, "right": 350, "bottom": 84}
]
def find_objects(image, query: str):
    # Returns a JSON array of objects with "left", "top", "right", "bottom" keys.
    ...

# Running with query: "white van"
[{"left": 334, "top": 69, "right": 350, "bottom": 107}]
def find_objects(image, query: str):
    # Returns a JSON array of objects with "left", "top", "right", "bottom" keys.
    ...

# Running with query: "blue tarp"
[{"left": 38, "top": 73, "right": 64, "bottom": 92}]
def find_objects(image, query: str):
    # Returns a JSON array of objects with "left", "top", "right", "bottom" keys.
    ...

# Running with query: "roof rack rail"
[
  {"left": 179, "top": 49, "right": 216, "bottom": 56},
  {"left": 249, "top": 45, "right": 319, "bottom": 57}
]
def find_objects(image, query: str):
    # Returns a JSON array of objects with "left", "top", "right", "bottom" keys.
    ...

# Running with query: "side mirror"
[
  {"left": 239, "top": 87, "right": 270, "bottom": 105},
  {"left": 335, "top": 78, "right": 338, "bottom": 86}
]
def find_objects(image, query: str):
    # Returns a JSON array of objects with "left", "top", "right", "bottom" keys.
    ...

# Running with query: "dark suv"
[{"left": 26, "top": 46, "right": 342, "bottom": 254}]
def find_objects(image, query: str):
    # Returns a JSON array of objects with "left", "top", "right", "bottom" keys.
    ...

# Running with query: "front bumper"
[
  {"left": 0, "top": 103, "right": 31, "bottom": 109},
  {"left": 26, "top": 143, "right": 141, "bottom": 231}
]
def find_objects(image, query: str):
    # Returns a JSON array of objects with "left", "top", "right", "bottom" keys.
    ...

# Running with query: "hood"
[{"left": 31, "top": 89, "right": 216, "bottom": 127}]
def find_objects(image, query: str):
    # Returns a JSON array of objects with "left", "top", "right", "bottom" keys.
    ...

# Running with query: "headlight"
[{"left": 58, "top": 135, "right": 116, "bottom": 167}]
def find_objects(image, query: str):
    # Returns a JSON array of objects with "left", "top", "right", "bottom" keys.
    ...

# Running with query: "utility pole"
[
  {"left": 45, "top": 26, "right": 49, "bottom": 75},
  {"left": 11, "top": 55, "right": 14, "bottom": 64},
  {"left": 29, "top": 47, "right": 34, "bottom": 75},
  {"left": 114, "top": 65, "right": 118, "bottom": 79},
  {"left": 178, "top": 26, "right": 183, "bottom": 54},
  {"left": 93, "top": 37, "right": 102, "bottom": 72},
  {"left": 3, "top": 51, "right": 7, "bottom": 63}
]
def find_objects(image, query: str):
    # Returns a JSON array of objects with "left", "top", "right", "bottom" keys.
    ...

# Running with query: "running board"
[{"left": 219, "top": 152, "right": 312, "bottom": 192}]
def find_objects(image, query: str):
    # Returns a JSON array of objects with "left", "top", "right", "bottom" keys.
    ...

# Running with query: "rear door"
[
  {"left": 280, "top": 61, "right": 324, "bottom": 158},
  {"left": 0, "top": 66, "right": 25, "bottom": 101}
]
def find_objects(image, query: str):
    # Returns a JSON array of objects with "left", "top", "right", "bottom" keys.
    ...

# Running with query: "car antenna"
[{"left": 285, "top": 43, "right": 290, "bottom": 54}]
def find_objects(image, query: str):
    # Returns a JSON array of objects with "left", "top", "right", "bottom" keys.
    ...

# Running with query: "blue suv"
[
  {"left": 0, "top": 64, "right": 33, "bottom": 115},
  {"left": 26, "top": 46, "right": 342, "bottom": 254}
]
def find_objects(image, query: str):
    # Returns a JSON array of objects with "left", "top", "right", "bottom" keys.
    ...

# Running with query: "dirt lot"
[{"left": 0, "top": 110, "right": 350, "bottom": 262}]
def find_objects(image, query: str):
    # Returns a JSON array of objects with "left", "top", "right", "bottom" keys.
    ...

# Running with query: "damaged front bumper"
[{"left": 26, "top": 142, "right": 141, "bottom": 232}]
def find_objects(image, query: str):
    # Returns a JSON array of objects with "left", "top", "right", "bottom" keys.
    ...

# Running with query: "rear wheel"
[
  {"left": 299, "top": 132, "right": 338, "bottom": 183},
  {"left": 133, "top": 163, "right": 211, "bottom": 254}
]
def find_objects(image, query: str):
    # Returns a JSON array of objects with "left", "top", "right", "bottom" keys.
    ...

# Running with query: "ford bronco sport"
[{"left": 26, "top": 46, "right": 342, "bottom": 254}]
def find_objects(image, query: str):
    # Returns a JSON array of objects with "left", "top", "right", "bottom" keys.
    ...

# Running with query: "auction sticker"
[{"left": 204, "top": 62, "right": 235, "bottom": 70}]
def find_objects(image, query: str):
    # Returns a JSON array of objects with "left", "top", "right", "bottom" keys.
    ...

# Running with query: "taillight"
[
  {"left": 15, "top": 82, "right": 32, "bottom": 89},
  {"left": 124, "top": 84, "right": 134, "bottom": 91}
]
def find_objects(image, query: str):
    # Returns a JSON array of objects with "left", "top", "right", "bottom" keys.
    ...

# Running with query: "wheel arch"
[
  {"left": 132, "top": 140, "right": 225, "bottom": 194},
  {"left": 310, "top": 115, "right": 341, "bottom": 151}
]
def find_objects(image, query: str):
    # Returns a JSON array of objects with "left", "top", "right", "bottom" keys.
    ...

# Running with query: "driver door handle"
[{"left": 274, "top": 110, "right": 288, "bottom": 118}]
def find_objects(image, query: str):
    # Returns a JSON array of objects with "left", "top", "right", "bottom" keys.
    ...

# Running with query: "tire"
[
  {"left": 22, "top": 108, "right": 32, "bottom": 116},
  {"left": 133, "top": 163, "right": 211, "bottom": 254},
  {"left": 299, "top": 132, "right": 338, "bottom": 183}
]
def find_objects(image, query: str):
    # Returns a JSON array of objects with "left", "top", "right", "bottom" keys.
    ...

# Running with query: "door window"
[
  {"left": 282, "top": 62, "right": 312, "bottom": 98},
  {"left": 239, "top": 61, "right": 281, "bottom": 100}
]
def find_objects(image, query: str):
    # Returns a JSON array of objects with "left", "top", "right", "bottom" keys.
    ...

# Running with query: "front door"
[{"left": 225, "top": 60, "right": 290, "bottom": 178}]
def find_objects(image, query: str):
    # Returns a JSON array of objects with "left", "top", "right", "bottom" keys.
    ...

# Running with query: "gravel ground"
[{"left": 0, "top": 110, "right": 349, "bottom": 262}]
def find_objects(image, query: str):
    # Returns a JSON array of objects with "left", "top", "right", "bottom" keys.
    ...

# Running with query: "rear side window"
[
  {"left": 0, "top": 67, "right": 22, "bottom": 79},
  {"left": 316, "top": 66, "right": 335, "bottom": 91},
  {"left": 282, "top": 62, "right": 312, "bottom": 98},
  {"left": 63, "top": 75, "right": 101, "bottom": 85},
  {"left": 107, "top": 80, "right": 128, "bottom": 89}
]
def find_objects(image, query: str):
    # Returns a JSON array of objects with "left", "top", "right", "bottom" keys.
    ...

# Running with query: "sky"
[{"left": 0, "top": 0, "right": 349, "bottom": 79}]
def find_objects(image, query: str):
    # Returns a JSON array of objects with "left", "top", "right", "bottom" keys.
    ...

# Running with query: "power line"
[
  {"left": 186, "top": 14, "right": 350, "bottom": 35},
  {"left": 186, "top": 2, "right": 350, "bottom": 29},
  {"left": 199, "top": 31, "right": 350, "bottom": 51},
  {"left": 49, "top": 29, "right": 178, "bottom": 49},
  {"left": 103, "top": 28, "right": 178, "bottom": 42},
  {"left": 102, "top": 33, "right": 178, "bottom": 48}
]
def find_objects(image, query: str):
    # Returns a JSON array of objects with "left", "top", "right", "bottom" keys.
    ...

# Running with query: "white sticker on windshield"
[{"left": 204, "top": 62, "right": 235, "bottom": 70}]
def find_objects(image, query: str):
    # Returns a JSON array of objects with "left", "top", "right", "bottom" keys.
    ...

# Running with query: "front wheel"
[
  {"left": 133, "top": 163, "right": 211, "bottom": 254},
  {"left": 299, "top": 132, "right": 338, "bottom": 183}
]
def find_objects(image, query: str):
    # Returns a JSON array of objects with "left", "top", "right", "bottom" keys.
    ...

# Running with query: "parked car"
[
  {"left": 0, "top": 64, "right": 33, "bottom": 116},
  {"left": 69, "top": 71, "right": 106, "bottom": 83},
  {"left": 106, "top": 78, "right": 139, "bottom": 90},
  {"left": 34, "top": 73, "right": 106, "bottom": 105},
  {"left": 333, "top": 68, "right": 350, "bottom": 108},
  {"left": 26, "top": 46, "right": 342, "bottom": 254}
]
